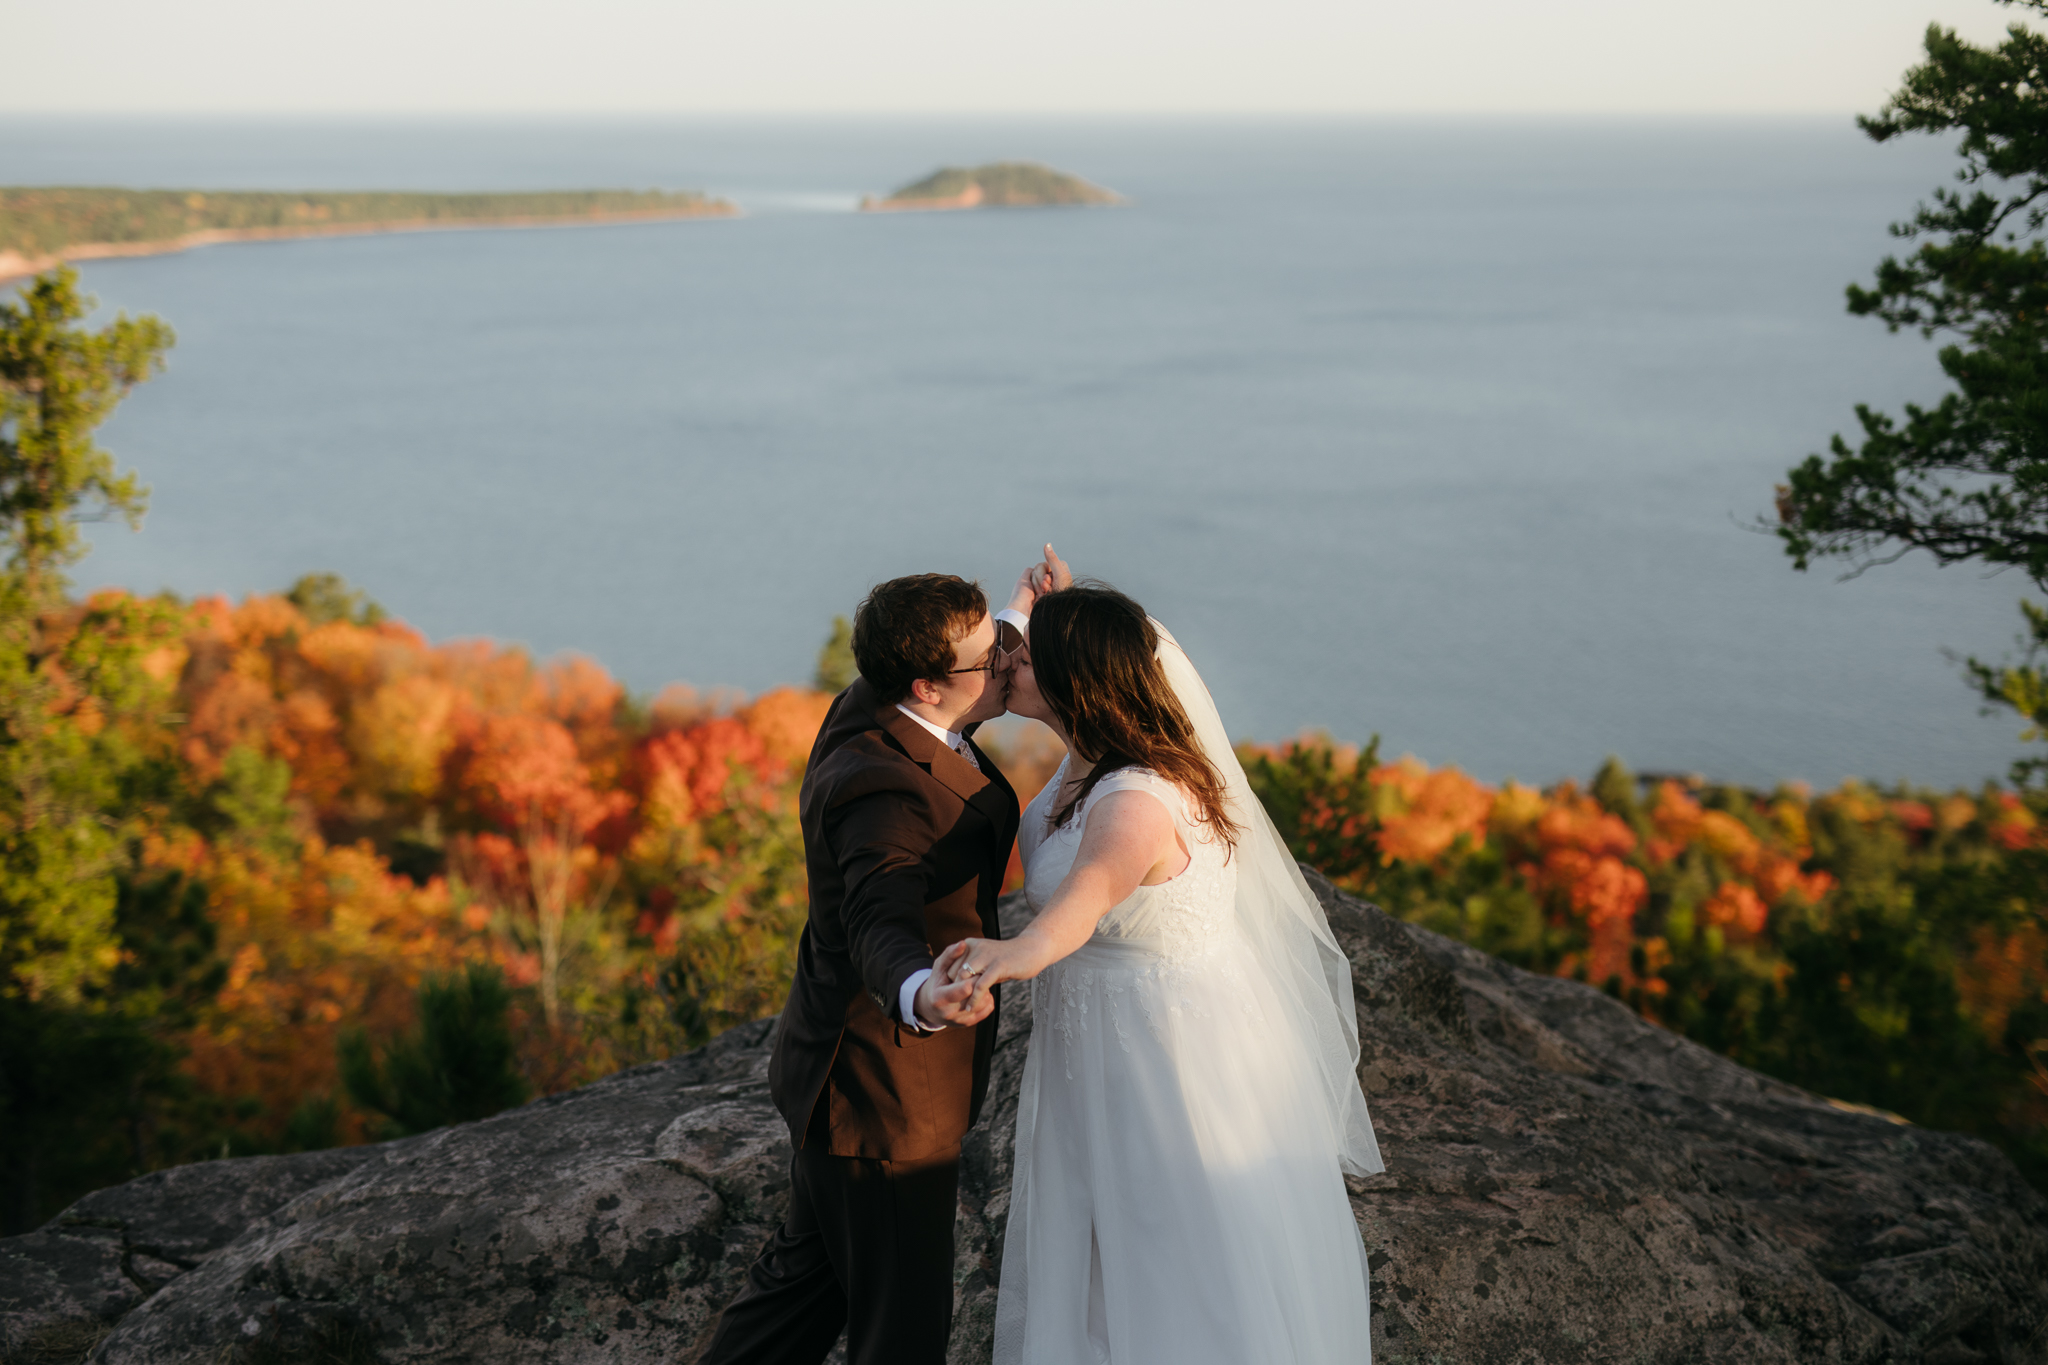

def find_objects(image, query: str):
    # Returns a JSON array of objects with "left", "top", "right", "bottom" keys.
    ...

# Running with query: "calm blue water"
[{"left": 0, "top": 116, "right": 2026, "bottom": 789}]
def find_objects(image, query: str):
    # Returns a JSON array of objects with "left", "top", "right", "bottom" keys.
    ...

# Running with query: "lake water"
[{"left": 0, "top": 116, "right": 2026, "bottom": 789}]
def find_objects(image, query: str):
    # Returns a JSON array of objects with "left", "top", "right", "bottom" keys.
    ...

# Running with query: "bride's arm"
[{"left": 950, "top": 791, "right": 1177, "bottom": 987}]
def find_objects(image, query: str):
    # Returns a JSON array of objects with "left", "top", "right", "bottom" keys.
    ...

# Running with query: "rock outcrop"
[{"left": 4, "top": 874, "right": 2044, "bottom": 1364}]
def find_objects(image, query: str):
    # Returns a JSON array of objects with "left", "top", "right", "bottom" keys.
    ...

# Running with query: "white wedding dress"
[{"left": 994, "top": 628, "right": 1380, "bottom": 1365}]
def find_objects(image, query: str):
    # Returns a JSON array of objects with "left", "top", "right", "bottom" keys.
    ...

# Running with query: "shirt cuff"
[
  {"left": 900, "top": 968, "right": 943, "bottom": 1032},
  {"left": 994, "top": 607, "right": 1030, "bottom": 636}
]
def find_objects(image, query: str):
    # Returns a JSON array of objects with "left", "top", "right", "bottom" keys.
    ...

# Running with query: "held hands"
[
  {"left": 1005, "top": 544, "right": 1074, "bottom": 616},
  {"left": 935, "top": 935, "right": 1044, "bottom": 1017},
  {"left": 914, "top": 967, "right": 994, "bottom": 1028}
]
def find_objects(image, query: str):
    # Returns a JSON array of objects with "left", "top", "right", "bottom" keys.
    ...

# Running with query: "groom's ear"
[{"left": 906, "top": 676, "right": 944, "bottom": 707}]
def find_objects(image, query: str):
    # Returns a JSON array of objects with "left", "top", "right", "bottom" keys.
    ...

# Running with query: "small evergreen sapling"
[{"left": 340, "top": 962, "right": 528, "bottom": 1138}]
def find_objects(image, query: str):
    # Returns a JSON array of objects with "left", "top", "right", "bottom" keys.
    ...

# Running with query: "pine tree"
[
  {"left": 1774, "top": 1, "right": 2048, "bottom": 780},
  {"left": 0, "top": 267, "right": 170, "bottom": 601},
  {"left": 340, "top": 964, "right": 529, "bottom": 1137}
]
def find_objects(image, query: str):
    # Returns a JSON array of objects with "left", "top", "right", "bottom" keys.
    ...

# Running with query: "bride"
[{"left": 943, "top": 580, "right": 1383, "bottom": 1365}]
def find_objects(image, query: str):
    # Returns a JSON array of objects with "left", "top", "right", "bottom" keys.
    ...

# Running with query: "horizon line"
[{"left": 0, "top": 108, "right": 1882, "bottom": 122}]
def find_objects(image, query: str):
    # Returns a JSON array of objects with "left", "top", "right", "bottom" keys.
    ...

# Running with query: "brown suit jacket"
[{"left": 768, "top": 676, "right": 1020, "bottom": 1161}]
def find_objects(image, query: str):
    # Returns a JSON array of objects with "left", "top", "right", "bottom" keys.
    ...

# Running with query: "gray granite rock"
[
  {"left": 69, "top": 1023, "right": 784, "bottom": 1364},
  {"left": 1, "top": 874, "right": 2042, "bottom": 1364},
  {"left": 1, "top": 1147, "right": 387, "bottom": 1358},
  {"left": 1313, "top": 871, "right": 2048, "bottom": 1365},
  {"left": 952, "top": 875, "right": 2048, "bottom": 1365}
]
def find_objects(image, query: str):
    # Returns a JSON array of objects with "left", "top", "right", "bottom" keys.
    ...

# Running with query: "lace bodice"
[{"left": 1019, "top": 758, "right": 1238, "bottom": 961}]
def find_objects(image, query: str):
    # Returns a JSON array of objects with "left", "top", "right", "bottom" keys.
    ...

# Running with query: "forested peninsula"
[
  {"left": 0, "top": 187, "right": 736, "bottom": 280},
  {"left": 860, "top": 161, "right": 1124, "bottom": 211}
]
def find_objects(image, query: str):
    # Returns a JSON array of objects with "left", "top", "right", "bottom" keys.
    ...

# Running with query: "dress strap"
[{"left": 1089, "top": 768, "right": 1192, "bottom": 827}]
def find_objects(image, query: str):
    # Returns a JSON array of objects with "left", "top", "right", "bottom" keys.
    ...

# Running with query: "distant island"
[
  {"left": 860, "top": 162, "right": 1124, "bottom": 212},
  {"left": 0, "top": 187, "right": 737, "bottom": 281}
]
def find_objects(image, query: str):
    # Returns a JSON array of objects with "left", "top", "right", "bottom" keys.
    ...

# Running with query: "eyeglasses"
[{"left": 947, "top": 636, "right": 1022, "bottom": 677}]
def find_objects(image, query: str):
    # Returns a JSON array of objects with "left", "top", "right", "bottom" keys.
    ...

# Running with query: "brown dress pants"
[{"left": 698, "top": 1133, "right": 961, "bottom": 1365}]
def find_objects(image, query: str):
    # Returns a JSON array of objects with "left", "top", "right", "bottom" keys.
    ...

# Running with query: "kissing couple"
[{"left": 700, "top": 548, "right": 1383, "bottom": 1365}]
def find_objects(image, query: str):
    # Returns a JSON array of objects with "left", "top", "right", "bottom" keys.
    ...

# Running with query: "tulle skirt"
[{"left": 994, "top": 931, "right": 1374, "bottom": 1365}]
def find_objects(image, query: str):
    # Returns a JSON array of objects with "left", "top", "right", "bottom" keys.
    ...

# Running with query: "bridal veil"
[{"left": 1151, "top": 621, "right": 1384, "bottom": 1177}]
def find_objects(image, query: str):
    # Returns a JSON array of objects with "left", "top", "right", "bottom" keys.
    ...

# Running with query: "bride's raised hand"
[
  {"left": 1037, "top": 544, "right": 1072, "bottom": 595},
  {"left": 1006, "top": 545, "right": 1074, "bottom": 616}
]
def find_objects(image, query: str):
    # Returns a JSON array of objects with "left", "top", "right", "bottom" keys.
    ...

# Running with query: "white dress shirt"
[{"left": 896, "top": 605, "right": 1032, "bottom": 1030}]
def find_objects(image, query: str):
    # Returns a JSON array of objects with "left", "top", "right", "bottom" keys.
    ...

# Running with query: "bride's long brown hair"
[{"left": 1030, "top": 584, "right": 1240, "bottom": 852}]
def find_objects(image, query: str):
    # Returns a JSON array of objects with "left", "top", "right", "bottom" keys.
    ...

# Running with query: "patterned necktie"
[{"left": 951, "top": 737, "right": 980, "bottom": 773}]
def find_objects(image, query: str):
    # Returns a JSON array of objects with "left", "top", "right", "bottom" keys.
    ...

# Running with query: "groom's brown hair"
[{"left": 852, "top": 573, "right": 989, "bottom": 703}]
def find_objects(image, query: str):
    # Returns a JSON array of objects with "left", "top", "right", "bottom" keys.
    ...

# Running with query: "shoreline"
[
  {"left": 859, "top": 184, "right": 987, "bottom": 213},
  {"left": 0, "top": 203, "right": 740, "bottom": 283}
]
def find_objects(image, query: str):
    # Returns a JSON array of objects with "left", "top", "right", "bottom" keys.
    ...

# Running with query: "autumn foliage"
[
  {"left": 1241, "top": 734, "right": 2048, "bottom": 1190},
  {"left": 14, "top": 583, "right": 2048, "bottom": 1225},
  {"left": 0, "top": 578, "right": 832, "bottom": 1227}
]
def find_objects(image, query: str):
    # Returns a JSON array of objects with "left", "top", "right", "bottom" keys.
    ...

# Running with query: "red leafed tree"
[{"left": 447, "top": 709, "right": 627, "bottom": 1031}]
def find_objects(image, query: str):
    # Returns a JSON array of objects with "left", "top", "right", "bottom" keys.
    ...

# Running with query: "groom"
[{"left": 700, "top": 563, "right": 1052, "bottom": 1365}]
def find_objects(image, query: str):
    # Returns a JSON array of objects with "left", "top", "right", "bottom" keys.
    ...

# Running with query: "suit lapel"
[
  {"left": 877, "top": 703, "right": 992, "bottom": 804},
  {"left": 875, "top": 709, "right": 1017, "bottom": 943}
]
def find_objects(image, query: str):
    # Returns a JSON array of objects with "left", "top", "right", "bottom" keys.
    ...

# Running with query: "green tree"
[
  {"left": 286, "top": 571, "right": 386, "bottom": 628},
  {"left": 0, "top": 586, "right": 185, "bottom": 1005},
  {"left": 1240, "top": 733, "right": 1382, "bottom": 890},
  {"left": 1, "top": 869, "right": 228, "bottom": 1233},
  {"left": 0, "top": 992, "right": 160, "bottom": 1232},
  {"left": 1776, "top": 0, "right": 2048, "bottom": 584},
  {"left": 649, "top": 771, "right": 810, "bottom": 1050},
  {"left": 208, "top": 744, "right": 300, "bottom": 858},
  {"left": 0, "top": 272, "right": 189, "bottom": 1230},
  {"left": 0, "top": 267, "right": 171, "bottom": 600},
  {"left": 339, "top": 963, "right": 529, "bottom": 1137},
  {"left": 1964, "top": 600, "right": 2048, "bottom": 783},
  {"left": 1771, "top": 1, "right": 2048, "bottom": 777},
  {"left": 814, "top": 614, "right": 855, "bottom": 693},
  {"left": 0, "top": 270, "right": 181, "bottom": 1004}
]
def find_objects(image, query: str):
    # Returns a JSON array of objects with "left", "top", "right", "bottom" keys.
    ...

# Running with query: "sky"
[{"left": 0, "top": 0, "right": 2029, "bottom": 115}]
